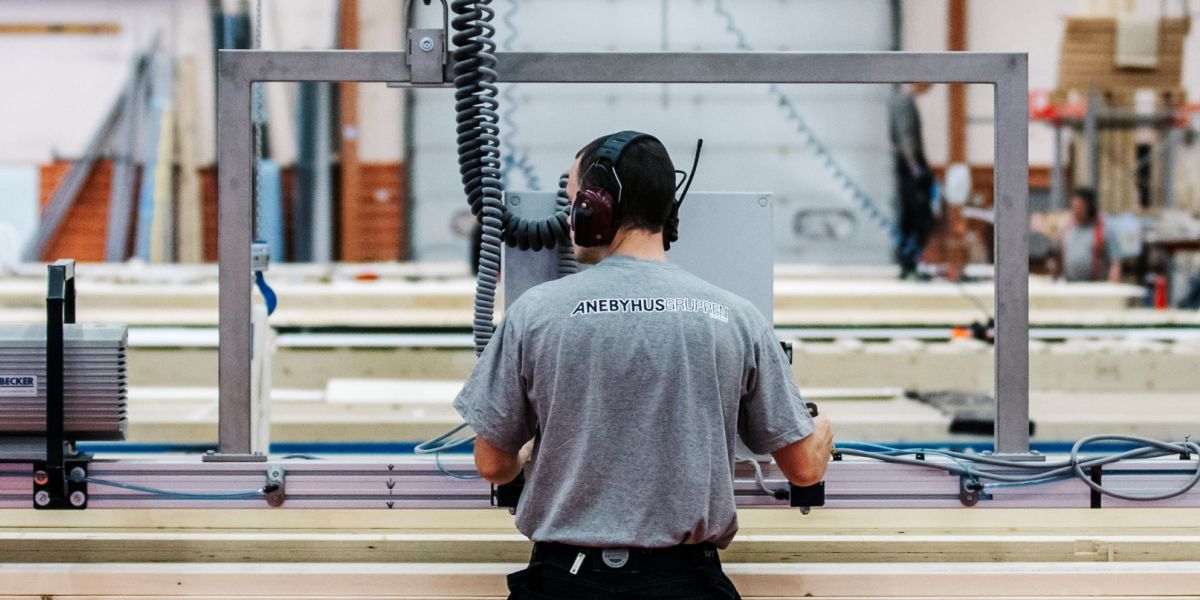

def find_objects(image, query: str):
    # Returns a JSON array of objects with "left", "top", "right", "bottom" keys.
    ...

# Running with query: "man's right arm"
[
  {"left": 771, "top": 415, "right": 833, "bottom": 487},
  {"left": 739, "top": 323, "right": 833, "bottom": 486}
]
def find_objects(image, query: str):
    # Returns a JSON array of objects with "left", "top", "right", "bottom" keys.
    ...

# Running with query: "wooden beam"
[
  {"left": 1, "top": 562, "right": 1200, "bottom": 598},
  {"left": 947, "top": 0, "right": 967, "bottom": 163},
  {"left": 0, "top": 508, "right": 1198, "bottom": 565},
  {"left": 337, "top": 0, "right": 362, "bottom": 262},
  {"left": 0, "top": 23, "right": 120, "bottom": 35},
  {"left": 176, "top": 57, "right": 205, "bottom": 263}
]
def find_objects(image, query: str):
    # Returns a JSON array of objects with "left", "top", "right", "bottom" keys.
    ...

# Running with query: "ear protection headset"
[{"left": 571, "top": 130, "right": 702, "bottom": 250}]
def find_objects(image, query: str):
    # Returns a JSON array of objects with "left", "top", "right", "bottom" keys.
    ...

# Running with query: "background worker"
[
  {"left": 888, "top": 82, "right": 936, "bottom": 280},
  {"left": 1053, "top": 187, "right": 1122, "bottom": 283},
  {"left": 454, "top": 131, "right": 835, "bottom": 599}
]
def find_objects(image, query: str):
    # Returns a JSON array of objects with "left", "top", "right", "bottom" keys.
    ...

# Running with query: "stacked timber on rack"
[
  {"left": 1056, "top": 16, "right": 1190, "bottom": 213},
  {"left": 0, "top": 265, "right": 1154, "bottom": 328}
]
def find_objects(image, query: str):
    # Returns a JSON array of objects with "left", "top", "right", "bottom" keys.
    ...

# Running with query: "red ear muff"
[{"left": 571, "top": 186, "right": 619, "bottom": 247}]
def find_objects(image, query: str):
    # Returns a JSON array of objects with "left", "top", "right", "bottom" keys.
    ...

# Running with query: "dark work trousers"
[
  {"left": 507, "top": 542, "right": 741, "bottom": 599},
  {"left": 895, "top": 156, "right": 934, "bottom": 276}
]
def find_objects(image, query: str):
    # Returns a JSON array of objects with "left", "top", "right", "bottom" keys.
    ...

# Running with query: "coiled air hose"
[
  {"left": 556, "top": 172, "right": 578, "bottom": 276},
  {"left": 451, "top": 0, "right": 572, "bottom": 355}
]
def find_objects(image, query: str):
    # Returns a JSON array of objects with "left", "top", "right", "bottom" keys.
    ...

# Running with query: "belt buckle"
[{"left": 601, "top": 547, "right": 630, "bottom": 569}]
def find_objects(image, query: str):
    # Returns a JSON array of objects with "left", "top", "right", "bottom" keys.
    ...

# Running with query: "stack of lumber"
[
  {"left": 117, "top": 384, "right": 1200, "bottom": 444},
  {"left": 1058, "top": 18, "right": 1190, "bottom": 93},
  {"left": 0, "top": 266, "right": 1153, "bottom": 328},
  {"left": 0, "top": 509, "right": 1196, "bottom": 597},
  {"left": 1057, "top": 17, "right": 1191, "bottom": 213}
]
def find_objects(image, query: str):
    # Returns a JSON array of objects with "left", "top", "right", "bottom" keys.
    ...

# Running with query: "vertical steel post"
[
  {"left": 993, "top": 55, "right": 1030, "bottom": 455},
  {"left": 215, "top": 51, "right": 256, "bottom": 458}
]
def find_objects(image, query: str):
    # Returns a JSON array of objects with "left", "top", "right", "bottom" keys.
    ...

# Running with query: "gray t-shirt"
[
  {"left": 1064, "top": 223, "right": 1121, "bottom": 282},
  {"left": 453, "top": 254, "right": 814, "bottom": 549}
]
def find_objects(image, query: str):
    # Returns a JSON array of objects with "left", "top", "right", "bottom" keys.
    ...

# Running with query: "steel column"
[
  {"left": 992, "top": 55, "right": 1030, "bottom": 455},
  {"left": 215, "top": 53, "right": 255, "bottom": 457}
]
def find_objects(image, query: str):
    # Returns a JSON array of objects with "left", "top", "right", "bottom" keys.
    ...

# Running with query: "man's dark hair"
[
  {"left": 1071, "top": 187, "right": 1099, "bottom": 222},
  {"left": 576, "top": 134, "right": 676, "bottom": 233}
]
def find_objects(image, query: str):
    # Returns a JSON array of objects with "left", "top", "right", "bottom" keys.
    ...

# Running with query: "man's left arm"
[{"left": 453, "top": 311, "right": 536, "bottom": 484}]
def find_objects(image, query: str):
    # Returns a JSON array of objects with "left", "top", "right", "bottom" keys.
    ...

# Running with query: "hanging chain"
[{"left": 252, "top": 0, "right": 265, "bottom": 241}]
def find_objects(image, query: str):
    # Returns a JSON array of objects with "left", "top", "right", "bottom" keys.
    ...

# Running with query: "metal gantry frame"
[{"left": 216, "top": 50, "right": 1030, "bottom": 458}]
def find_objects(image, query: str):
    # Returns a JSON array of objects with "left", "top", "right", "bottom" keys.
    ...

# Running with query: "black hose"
[
  {"left": 451, "top": 0, "right": 571, "bottom": 354},
  {"left": 556, "top": 172, "right": 578, "bottom": 275}
]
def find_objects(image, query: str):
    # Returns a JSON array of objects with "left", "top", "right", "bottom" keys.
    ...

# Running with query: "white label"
[{"left": 0, "top": 375, "right": 37, "bottom": 397}]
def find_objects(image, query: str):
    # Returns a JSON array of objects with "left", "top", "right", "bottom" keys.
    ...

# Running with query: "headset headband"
[{"left": 592, "top": 130, "right": 652, "bottom": 168}]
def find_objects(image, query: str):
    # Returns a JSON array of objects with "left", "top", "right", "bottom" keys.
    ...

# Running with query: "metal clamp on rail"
[
  {"left": 403, "top": 0, "right": 450, "bottom": 85},
  {"left": 251, "top": 241, "right": 277, "bottom": 316},
  {"left": 959, "top": 477, "right": 984, "bottom": 507},
  {"left": 263, "top": 464, "right": 286, "bottom": 507}
]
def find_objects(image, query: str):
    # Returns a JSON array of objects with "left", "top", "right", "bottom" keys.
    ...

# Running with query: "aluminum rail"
[
  {"left": 2, "top": 457, "right": 1196, "bottom": 510},
  {"left": 218, "top": 50, "right": 1029, "bottom": 457}
]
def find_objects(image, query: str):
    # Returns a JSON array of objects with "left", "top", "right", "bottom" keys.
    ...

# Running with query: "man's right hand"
[
  {"left": 771, "top": 414, "right": 834, "bottom": 487},
  {"left": 809, "top": 414, "right": 834, "bottom": 461}
]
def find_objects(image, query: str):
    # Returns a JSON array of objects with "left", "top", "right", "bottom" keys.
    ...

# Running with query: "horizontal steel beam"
[
  {"left": 497, "top": 52, "right": 1025, "bottom": 84},
  {"left": 221, "top": 50, "right": 1024, "bottom": 84}
]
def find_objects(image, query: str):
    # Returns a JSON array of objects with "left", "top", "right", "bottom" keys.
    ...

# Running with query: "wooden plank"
[
  {"left": 0, "top": 517, "right": 1198, "bottom": 564},
  {"left": 947, "top": 0, "right": 967, "bottom": 164},
  {"left": 1058, "top": 16, "right": 1190, "bottom": 91},
  {"left": 0, "top": 563, "right": 1199, "bottom": 598},
  {"left": 1, "top": 507, "right": 1195, "bottom": 533},
  {"left": 355, "top": 164, "right": 405, "bottom": 261},
  {"left": 38, "top": 161, "right": 115, "bottom": 262},
  {"left": 175, "top": 57, "right": 205, "bottom": 264},
  {"left": 0, "top": 560, "right": 1199, "bottom": 600},
  {"left": 0, "top": 23, "right": 119, "bottom": 35},
  {"left": 338, "top": 0, "right": 362, "bottom": 262}
]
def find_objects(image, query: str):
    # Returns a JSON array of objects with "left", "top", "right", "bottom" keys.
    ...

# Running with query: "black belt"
[{"left": 531, "top": 542, "right": 721, "bottom": 574}]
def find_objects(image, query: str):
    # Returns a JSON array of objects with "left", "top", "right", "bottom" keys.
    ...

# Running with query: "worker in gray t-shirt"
[
  {"left": 1053, "top": 188, "right": 1122, "bottom": 282},
  {"left": 454, "top": 131, "right": 834, "bottom": 599}
]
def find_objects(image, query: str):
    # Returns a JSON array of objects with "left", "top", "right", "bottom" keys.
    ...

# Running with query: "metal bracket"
[
  {"left": 407, "top": 29, "right": 448, "bottom": 85},
  {"left": 492, "top": 473, "right": 524, "bottom": 515},
  {"left": 202, "top": 450, "right": 267, "bottom": 463},
  {"left": 251, "top": 241, "right": 270, "bottom": 273},
  {"left": 264, "top": 464, "right": 286, "bottom": 507},
  {"left": 32, "top": 460, "right": 88, "bottom": 510},
  {"left": 959, "top": 477, "right": 983, "bottom": 507},
  {"left": 403, "top": 0, "right": 449, "bottom": 85},
  {"left": 789, "top": 481, "right": 825, "bottom": 515}
]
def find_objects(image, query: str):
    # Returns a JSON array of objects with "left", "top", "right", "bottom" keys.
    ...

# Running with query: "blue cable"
[
  {"left": 78, "top": 475, "right": 265, "bottom": 501},
  {"left": 415, "top": 422, "right": 483, "bottom": 480},
  {"left": 414, "top": 422, "right": 476, "bottom": 454},
  {"left": 255, "top": 270, "right": 278, "bottom": 316},
  {"left": 983, "top": 474, "right": 1074, "bottom": 490},
  {"left": 435, "top": 451, "right": 482, "bottom": 480},
  {"left": 836, "top": 442, "right": 979, "bottom": 484}
]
